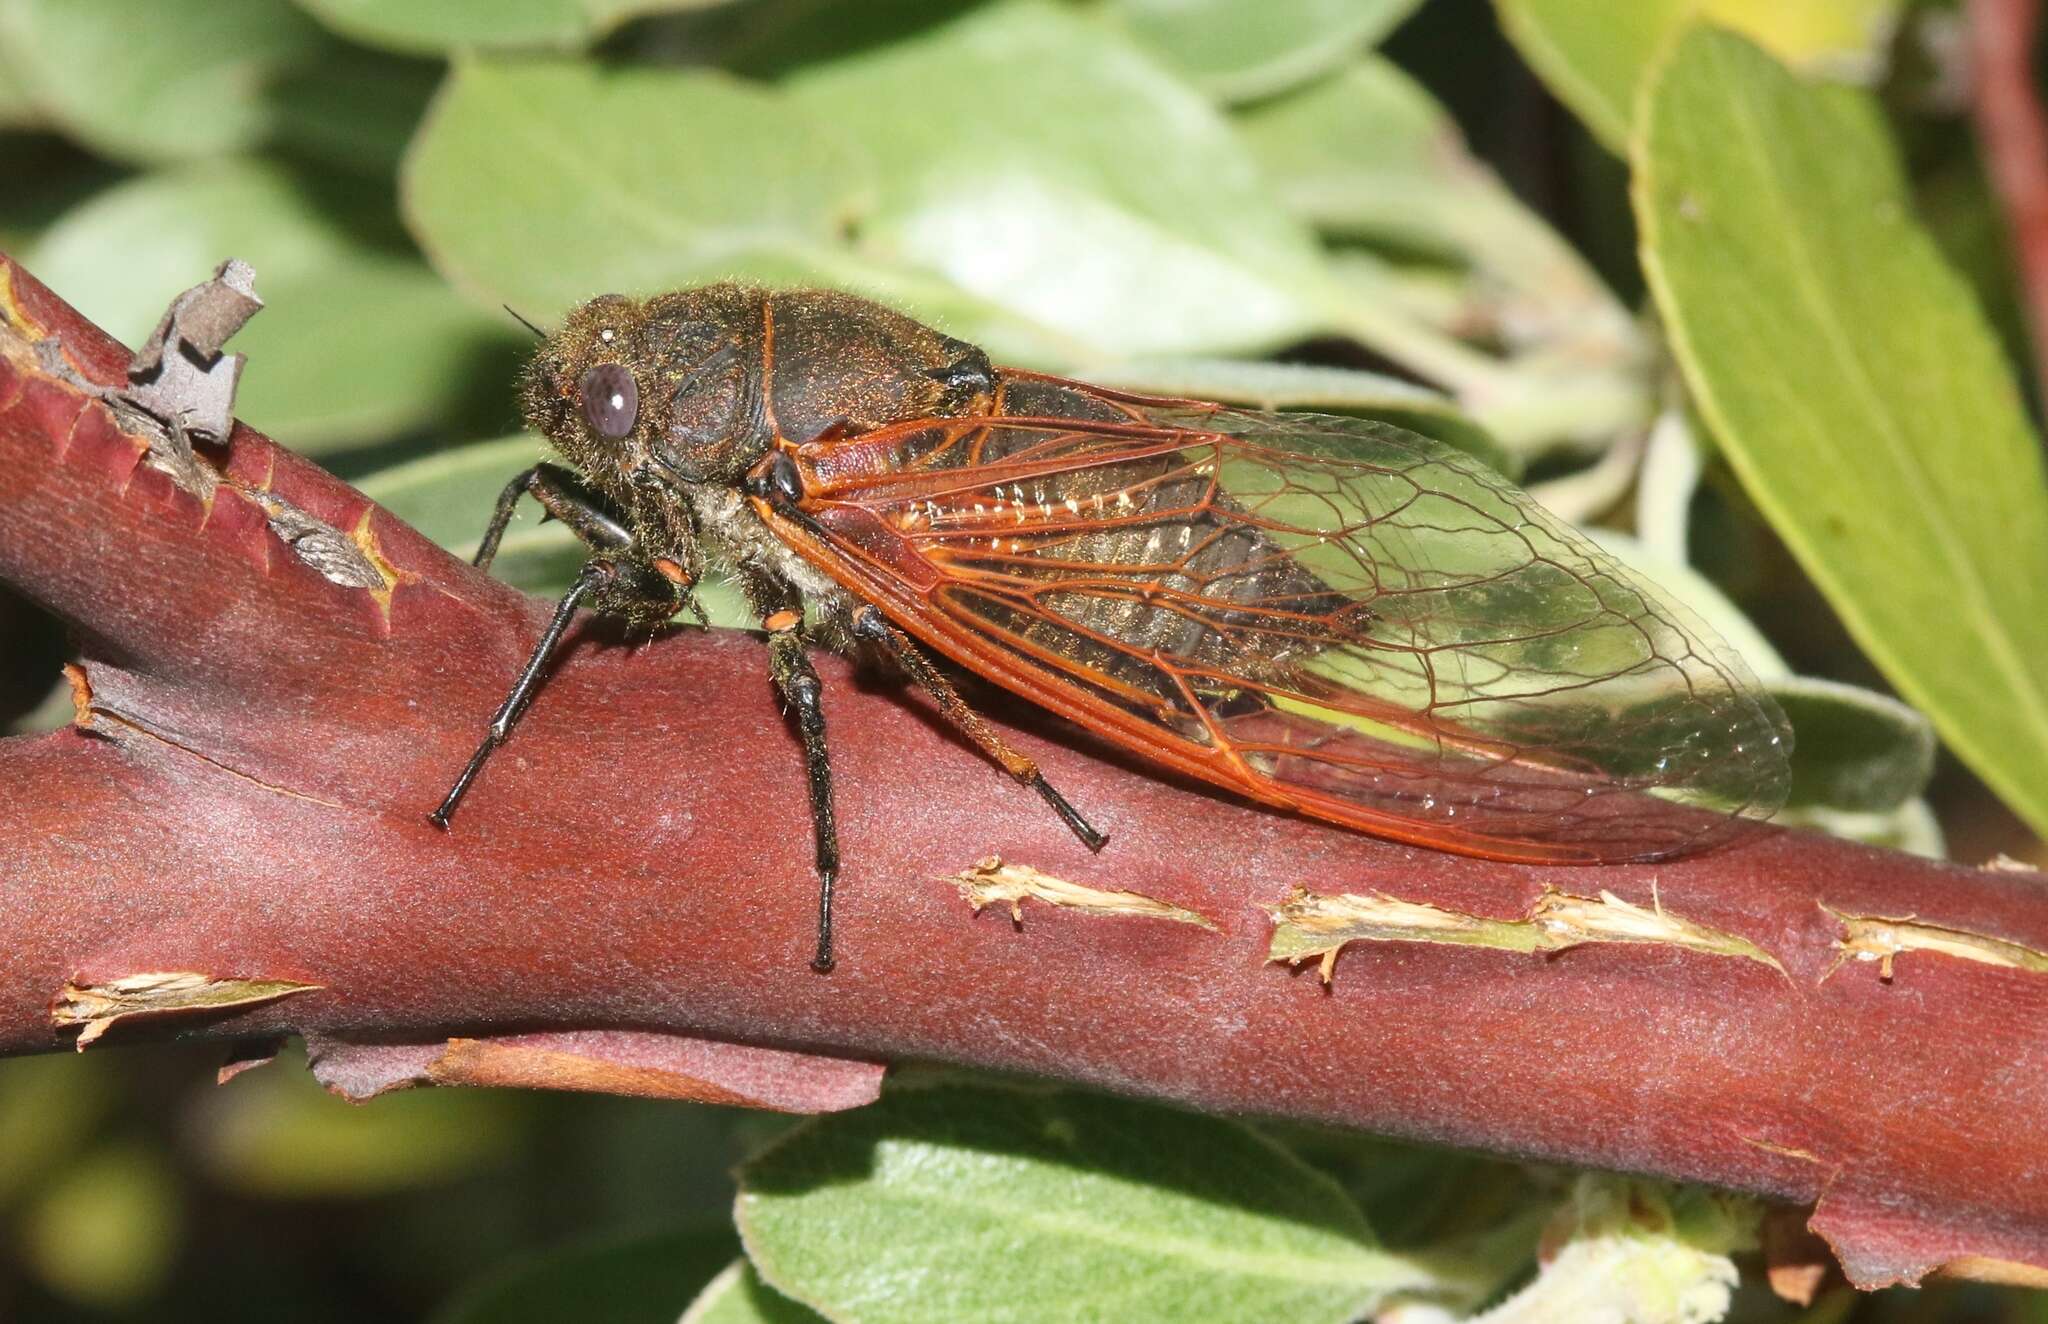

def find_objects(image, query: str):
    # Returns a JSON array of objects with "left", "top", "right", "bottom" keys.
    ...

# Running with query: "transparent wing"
[{"left": 788, "top": 391, "right": 1791, "bottom": 862}]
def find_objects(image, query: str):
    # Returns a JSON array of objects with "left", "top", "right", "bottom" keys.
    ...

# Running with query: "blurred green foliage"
[{"left": 1, "top": 0, "right": 2044, "bottom": 1320}]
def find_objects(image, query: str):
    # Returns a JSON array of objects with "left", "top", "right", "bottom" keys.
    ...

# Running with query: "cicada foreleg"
[
  {"left": 432, "top": 469, "right": 685, "bottom": 830},
  {"left": 430, "top": 557, "right": 620, "bottom": 829},
  {"left": 473, "top": 462, "right": 634, "bottom": 569},
  {"left": 849, "top": 605, "right": 1107, "bottom": 853}
]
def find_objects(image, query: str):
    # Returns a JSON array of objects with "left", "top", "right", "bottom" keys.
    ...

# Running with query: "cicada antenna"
[{"left": 503, "top": 305, "right": 547, "bottom": 339}]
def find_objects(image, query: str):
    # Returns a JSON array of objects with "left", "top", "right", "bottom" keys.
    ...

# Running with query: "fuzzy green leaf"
[
  {"left": 403, "top": 59, "right": 868, "bottom": 310},
  {"left": 1771, "top": 677, "right": 1935, "bottom": 814},
  {"left": 736, "top": 1080, "right": 1441, "bottom": 1324},
  {"left": 1234, "top": 56, "right": 1640, "bottom": 369},
  {"left": 785, "top": 2, "right": 1331, "bottom": 362},
  {"left": 1635, "top": 27, "right": 2048, "bottom": 839},
  {"left": 680, "top": 1261, "right": 828, "bottom": 1324}
]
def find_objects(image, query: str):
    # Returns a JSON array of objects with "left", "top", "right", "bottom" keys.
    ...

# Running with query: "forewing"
[{"left": 795, "top": 398, "right": 1791, "bottom": 862}]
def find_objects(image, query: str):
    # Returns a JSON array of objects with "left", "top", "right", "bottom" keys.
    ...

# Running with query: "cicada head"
[{"left": 520, "top": 286, "right": 769, "bottom": 503}]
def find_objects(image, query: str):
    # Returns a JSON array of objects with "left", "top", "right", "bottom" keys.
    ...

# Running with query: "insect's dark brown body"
[
  {"left": 436, "top": 284, "right": 1790, "bottom": 971},
  {"left": 529, "top": 286, "right": 1338, "bottom": 722}
]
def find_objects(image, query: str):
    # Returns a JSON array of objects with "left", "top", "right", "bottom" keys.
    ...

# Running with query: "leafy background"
[{"left": 0, "top": 0, "right": 2044, "bottom": 1320}]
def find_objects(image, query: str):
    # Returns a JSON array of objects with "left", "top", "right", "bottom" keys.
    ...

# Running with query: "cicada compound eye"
[{"left": 578, "top": 363, "right": 639, "bottom": 439}]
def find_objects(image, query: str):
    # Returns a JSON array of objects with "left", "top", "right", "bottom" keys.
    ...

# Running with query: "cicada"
[{"left": 430, "top": 285, "right": 1791, "bottom": 970}]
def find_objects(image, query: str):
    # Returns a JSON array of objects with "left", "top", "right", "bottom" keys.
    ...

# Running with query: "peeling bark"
[
  {"left": 3, "top": 253, "right": 2048, "bottom": 1289},
  {"left": 1264, "top": 884, "right": 1786, "bottom": 984},
  {"left": 943, "top": 854, "right": 1219, "bottom": 928}
]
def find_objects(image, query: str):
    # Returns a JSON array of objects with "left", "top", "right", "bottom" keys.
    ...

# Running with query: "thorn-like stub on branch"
[
  {"left": 1266, "top": 884, "right": 1785, "bottom": 985},
  {"left": 50, "top": 971, "right": 320, "bottom": 1049},
  {"left": 1818, "top": 905, "right": 2048, "bottom": 983},
  {"left": 941, "top": 855, "right": 1218, "bottom": 930}
]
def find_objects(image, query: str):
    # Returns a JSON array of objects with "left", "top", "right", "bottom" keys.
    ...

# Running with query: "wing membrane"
[{"left": 778, "top": 387, "right": 1790, "bottom": 863}]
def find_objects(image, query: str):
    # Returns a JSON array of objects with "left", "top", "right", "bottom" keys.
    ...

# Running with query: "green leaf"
[
  {"left": 1496, "top": 0, "right": 1903, "bottom": 152},
  {"left": 433, "top": 1226, "right": 739, "bottom": 1324},
  {"left": 1783, "top": 799, "right": 1945, "bottom": 858},
  {"left": 1076, "top": 357, "right": 1516, "bottom": 476},
  {"left": 266, "top": 45, "right": 444, "bottom": 179},
  {"left": 1771, "top": 677, "right": 1935, "bottom": 814},
  {"left": 28, "top": 159, "right": 522, "bottom": 455},
  {"left": 680, "top": 1261, "right": 829, "bottom": 1324},
  {"left": 1231, "top": 56, "right": 1648, "bottom": 455},
  {"left": 784, "top": 1, "right": 1332, "bottom": 362},
  {"left": 1235, "top": 56, "right": 1640, "bottom": 361},
  {"left": 1635, "top": 27, "right": 2048, "bottom": 840},
  {"left": 1494, "top": 0, "right": 1687, "bottom": 151},
  {"left": 736, "top": 1080, "right": 1443, "bottom": 1324},
  {"left": 1588, "top": 529, "right": 1936, "bottom": 817},
  {"left": 0, "top": 0, "right": 334, "bottom": 162},
  {"left": 295, "top": 0, "right": 728, "bottom": 55},
  {"left": 402, "top": 58, "right": 871, "bottom": 315},
  {"left": 1106, "top": 0, "right": 1420, "bottom": 103},
  {"left": 1235, "top": 57, "right": 1618, "bottom": 318},
  {"left": 356, "top": 433, "right": 550, "bottom": 551}
]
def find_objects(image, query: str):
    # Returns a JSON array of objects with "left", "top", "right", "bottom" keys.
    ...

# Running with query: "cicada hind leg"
[{"left": 848, "top": 606, "right": 1107, "bottom": 852}]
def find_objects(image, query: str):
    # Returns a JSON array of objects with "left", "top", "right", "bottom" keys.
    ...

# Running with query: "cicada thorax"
[
  {"left": 858, "top": 372, "right": 1367, "bottom": 732},
  {"left": 522, "top": 284, "right": 1002, "bottom": 578}
]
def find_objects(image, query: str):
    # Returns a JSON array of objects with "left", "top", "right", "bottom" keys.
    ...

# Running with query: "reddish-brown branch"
[
  {"left": 3, "top": 254, "right": 2047, "bottom": 1290},
  {"left": 1969, "top": 0, "right": 2048, "bottom": 396}
]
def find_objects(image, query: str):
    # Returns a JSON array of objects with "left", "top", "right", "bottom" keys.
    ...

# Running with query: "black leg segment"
[
  {"left": 850, "top": 606, "right": 1105, "bottom": 851},
  {"left": 474, "top": 463, "right": 633, "bottom": 570},
  {"left": 766, "top": 615, "right": 841, "bottom": 972},
  {"left": 430, "top": 559, "right": 617, "bottom": 829}
]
